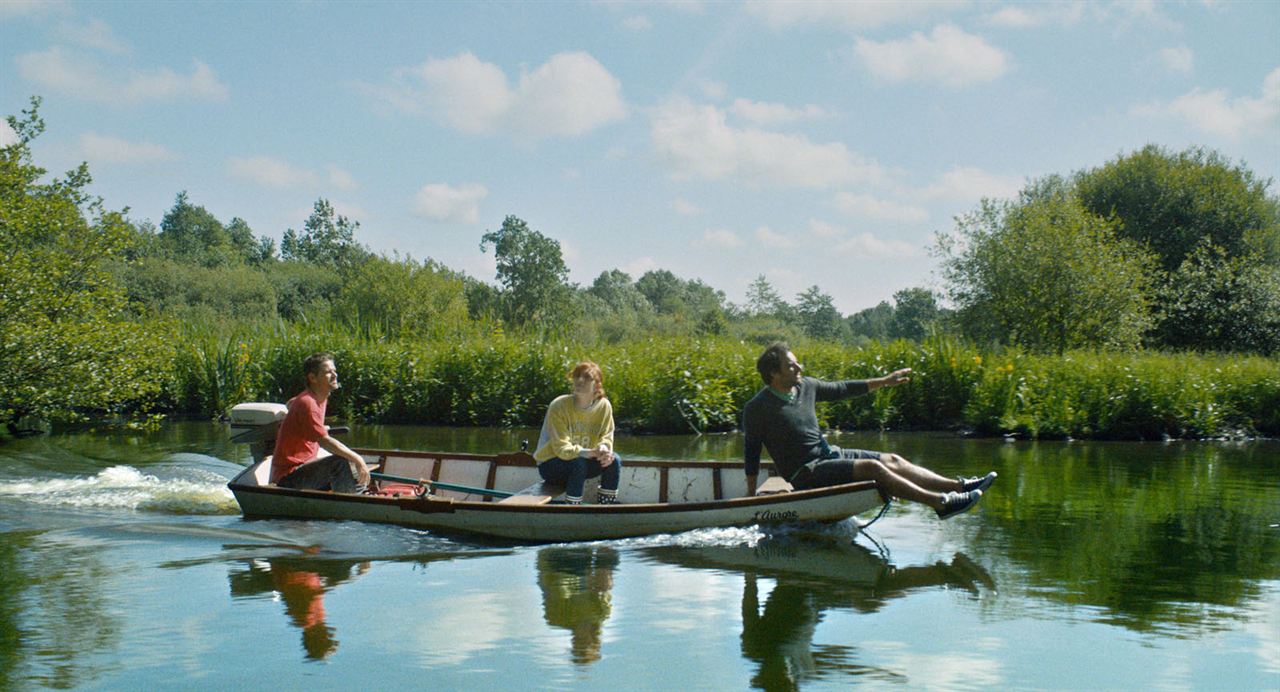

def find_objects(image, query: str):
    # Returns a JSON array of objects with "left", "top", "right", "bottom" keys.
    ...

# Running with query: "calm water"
[{"left": 0, "top": 423, "right": 1277, "bottom": 691}]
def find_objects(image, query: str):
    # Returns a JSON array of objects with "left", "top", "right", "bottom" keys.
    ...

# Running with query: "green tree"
[
  {"left": 281, "top": 198, "right": 369, "bottom": 271},
  {"left": 479, "top": 215, "right": 571, "bottom": 327},
  {"left": 225, "top": 216, "right": 274, "bottom": 265},
  {"left": 0, "top": 97, "right": 170, "bottom": 430},
  {"left": 846, "top": 301, "right": 893, "bottom": 342},
  {"left": 745, "top": 274, "right": 789, "bottom": 318},
  {"left": 588, "top": 269, "right": 651, "bottom": 313},
  {"left": 265, "top": 261, "right": 342, "bottom": 321},
  {"left": 937, "top": 183, "right": 1157, "bottom": 353},
  {"left": 158, "top": 191, "right": 238, "bottom": 267},
  {"left": 334, "top": 255, "right": 471, "bottom": 340},
  {"left": 889, "top": 287, "right": 941, "bottom": 341},
  {"left": 1156, "top": 242, "right": 1280, "bottom": 354},
  {"left": 1074, "top": 145, "right": 1280, "bottom": 271},
  {"left": 794, "top": 285, "right": 846, "bottom": 341}
]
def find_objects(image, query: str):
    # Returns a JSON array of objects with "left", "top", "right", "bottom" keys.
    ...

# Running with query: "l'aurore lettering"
[{"left": 753, "top": 510, "right": 800, "bottom": 523}]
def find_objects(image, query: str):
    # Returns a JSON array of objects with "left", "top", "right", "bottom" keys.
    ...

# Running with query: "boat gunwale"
[{"left": 227, "top": 449, "right": 882, "bottom": 516}]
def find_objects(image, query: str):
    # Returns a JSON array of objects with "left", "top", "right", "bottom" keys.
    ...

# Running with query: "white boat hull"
[{"left": 228, "top": 448, "right": 885, "bottom": 542}]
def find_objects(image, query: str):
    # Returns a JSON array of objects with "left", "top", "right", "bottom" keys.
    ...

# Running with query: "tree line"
[{"left": 2, "top": 95, "right": 1278, "bottom": 431}]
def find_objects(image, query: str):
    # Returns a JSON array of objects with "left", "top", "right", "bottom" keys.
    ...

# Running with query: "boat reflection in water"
[
  {"left": 536, "top": 546, "right": 620, "bottom": 665},
  {"left": 229, "top": 557, "right": 369, "bottom": 660},
  {"left": 644, "top": 536, "right": 996, "bottom": 690}
]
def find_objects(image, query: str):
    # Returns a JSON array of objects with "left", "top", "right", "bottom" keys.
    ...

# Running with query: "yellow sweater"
[{"left": 533, "top": 395, "right": 615, "bottom": 462}]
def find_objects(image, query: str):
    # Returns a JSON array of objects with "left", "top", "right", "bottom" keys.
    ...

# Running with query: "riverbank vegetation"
[{"left": 4, "top": 96, "right": 1278, "bottom": 439}]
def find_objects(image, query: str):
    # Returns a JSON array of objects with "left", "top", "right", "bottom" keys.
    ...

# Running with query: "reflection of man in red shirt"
[
  {"left": 271, "top": 565, "right": 338, "bottom": 660},
  {"left": 271, "top": 353, "right": 369, "bottom": 492}
]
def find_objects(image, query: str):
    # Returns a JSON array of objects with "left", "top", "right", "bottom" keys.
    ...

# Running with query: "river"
[{"left": 0, "top": 423, "right": 1276, "bottom": 690}]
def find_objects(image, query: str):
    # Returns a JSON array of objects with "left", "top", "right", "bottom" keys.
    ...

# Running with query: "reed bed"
[{"left": 166, "top": 323, "right": 1279, "bottom": 439}]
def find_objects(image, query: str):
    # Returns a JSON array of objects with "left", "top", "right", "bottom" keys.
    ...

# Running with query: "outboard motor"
[{"left": 228, "top": 402, "right": 288, "bottom": 464}]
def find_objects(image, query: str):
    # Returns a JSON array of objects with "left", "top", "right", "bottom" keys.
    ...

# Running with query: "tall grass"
[{"left": 168, "top": 323, "right": 1280, "bottom": 439}]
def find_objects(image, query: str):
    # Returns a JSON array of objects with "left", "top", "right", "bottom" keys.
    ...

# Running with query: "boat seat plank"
[
  {"left": 756, "top": 476, "right": 793, "bottom": 496},
  {"left": 497, "top": 481, "right": 566, "bottom": 505}
]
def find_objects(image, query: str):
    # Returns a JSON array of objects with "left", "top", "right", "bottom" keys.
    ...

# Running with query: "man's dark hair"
[
  {"left": 303, "top": 352, "right": 335, "bottom": 378},
  {"left": 756, "top": 342, "right": 791, "bottom": 385}
]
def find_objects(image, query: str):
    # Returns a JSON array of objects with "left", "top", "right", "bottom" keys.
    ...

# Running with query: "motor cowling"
[{"left": 228, "top": 402, "right": 288, "bottom": 463}]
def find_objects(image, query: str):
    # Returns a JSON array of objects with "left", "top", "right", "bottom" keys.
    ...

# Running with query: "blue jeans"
[
  {"left": 277, "top": 455, "right": 366, "bottom": 494},
  {"left": 538, "top": 453, "right": 621, "bottom": 499}
]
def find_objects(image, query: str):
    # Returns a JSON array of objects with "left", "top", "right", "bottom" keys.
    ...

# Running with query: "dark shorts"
[{"left": 788, "top": 447, "right": 883, "bottom": 490}]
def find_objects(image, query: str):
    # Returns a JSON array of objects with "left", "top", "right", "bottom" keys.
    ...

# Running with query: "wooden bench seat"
[
  {"left": 755, "top": 476, "right": 793, "bottom": 496},
  {"left": 497, "top": 481, "right": 566, "bottom": 505}
]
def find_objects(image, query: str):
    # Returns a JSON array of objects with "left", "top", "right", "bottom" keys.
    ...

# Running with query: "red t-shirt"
[{"left": 271, "top": 389, "right": 327, "bottom": 483}]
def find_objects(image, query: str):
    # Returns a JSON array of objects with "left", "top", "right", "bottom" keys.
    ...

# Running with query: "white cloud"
[
  {"left": 918, "top": 166, "right": 1024, "bottom": 203},
  {"left": 853, "top": 25, "right": 1010, "bottom": 88},
  {"left": 833, "top": 192, "right": 929, "bottom": 222},
  {"left": 650, "top": 97, "right": 884, "bottom": 189},
  {"left": 226, "top": 156, "right": 321, "bottom": 189},
  {"left": 747, "top": 0, "right": 964, "bottom": 31},
  {"left": 79, "top": 132, "right": 176, "bottom": 164},
  {"left": 622, "top": 15, "right": 652, "bottom": 31},
  {"left": 0, "top": 0, "right": 69, "bottom": 19},
  {"left": 755, "top": 226, "right": 796, "bottom": 249},
  {"left": 698, "top": 228, "right": 742, "bottom": 248},
  {"left": 1156, "top": 46, "right": 1194, "bottom": 74},
  {"left": 326, "top": 165, "right": 356, "bottom": 191},
  {"left": 56, "top": 18, "right": 129, "bottom": 54},
  {"left": 984, "top": 3, "right": 1084, "bottom": 28},
  {"left": 807, "top": 218, "right": 844, "bottom": 240},
  {"left": 411, "top": 182, "right": 488, "bottom": 224},
  {"left": 382, "top": 51, "right": 625, "bottom": 139},
  {"left": 673, "top": 198, "right": 701, "bottom": 216},
  {"left": 0, "top": 121, "right": 19, "bottom": 147},
  {"left": 729, "top": 98, "right": 828, "bottom": 126},
  {"left": 1133, "top": 67, "right": 1280, "bottom": 139},
  {"left": 17, "top": 47, "right": 228, "bottom": 103},
  {"left": 697, "top": 79, "right": 728, "bottom": 100},
  {"left": 621, "top": 256, "right": 659, "bottom": 278},
  {"left": 792, "top": 218, "right": 919, "bottom": 259},
  {"left": 833, "top": 232, "right": 921, "bottom": 259}
]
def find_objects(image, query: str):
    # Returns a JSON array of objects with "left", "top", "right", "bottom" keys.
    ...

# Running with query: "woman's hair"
[{"left": 569, "top": 361, "right": 605, "bottom": 400}]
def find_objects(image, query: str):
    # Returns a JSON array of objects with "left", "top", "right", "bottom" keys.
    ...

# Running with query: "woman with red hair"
[{"left": 532, "top": 362, "right": 621, "bottom": 504}]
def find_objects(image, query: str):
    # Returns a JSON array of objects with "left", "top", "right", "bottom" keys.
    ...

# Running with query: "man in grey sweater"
[{"left": 743, "top": 342, "right": 994, "bottom": 519}]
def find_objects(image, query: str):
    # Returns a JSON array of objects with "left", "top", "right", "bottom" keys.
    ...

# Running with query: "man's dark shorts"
[{"left": 789, "top": 447, "right": 882, "bottom": 490}]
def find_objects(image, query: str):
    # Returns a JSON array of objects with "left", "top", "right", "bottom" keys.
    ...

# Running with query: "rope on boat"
[{"left": 857, "top": 498, "right": 892, "bottom": 531}]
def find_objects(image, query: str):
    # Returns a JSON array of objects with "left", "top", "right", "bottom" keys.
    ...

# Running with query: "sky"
[{"left": 1, "top": 0, "right": 1277, "bottom": 314}]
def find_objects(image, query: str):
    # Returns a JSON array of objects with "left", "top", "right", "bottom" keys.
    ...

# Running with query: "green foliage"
[
  {"left": 119, "top": 257, "right": 277, "bottom": 321},
  {"left": 264, "top": 260, "right": 342, "bottom": 321},
  {"left": 744, "top": 274, "right": 789, "bottom": 319},
  {"left": 635, "top": 269, "right": 725, "bottom": 316},
  {"left": 938, "top": 184, "right": 1157, "bottom": 353},
  {"left": 280, "top": 198, "right": 370, "bottom": 271},
  {"left": 480, "top": 215, "right": 571, "bottom": 328},
  {"left": 846, "top": 301, "right": 893, "bottom": 342},
  {"left": 1074, "top": 144, "right": 1280, "bottom": 271},
  {"left": 0, "top": 97, "right": 171, "bottom": 429},
  {"left": 889, "top": 287, "right": 941, "bottom": 341},
  {"left": 333, "top": 254, "right": 472, "bottom": 341},
  {"left": 794, "top": 285, "right": 847, "bottom": 341},
  {"left": 157, "top": 192, "right": 240, "bottom": 267},
  {"left": 1155, "top": 242, "right": 1280, "bottom": 354}
]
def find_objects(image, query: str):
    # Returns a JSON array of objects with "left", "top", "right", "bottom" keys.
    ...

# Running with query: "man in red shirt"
[{"left": 271, "top": 353, "right": 370, "bottom": 493}]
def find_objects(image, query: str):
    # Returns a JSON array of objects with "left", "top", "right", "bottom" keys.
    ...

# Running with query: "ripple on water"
[{"left": 0, "top": 465, "right": 240, "bottom": 515}]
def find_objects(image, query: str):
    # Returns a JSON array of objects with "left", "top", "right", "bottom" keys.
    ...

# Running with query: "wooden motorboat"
[
  {"left": 225, "top": 403, "right": 885, "bottom": 542},
  {"left": 228, "top": 449, "right": 884, "bottom": 542}
]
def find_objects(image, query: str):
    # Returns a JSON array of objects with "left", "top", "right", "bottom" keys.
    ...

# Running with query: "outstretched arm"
[{"left": 867, "top": 368, "right": 912, "bottom": 392}]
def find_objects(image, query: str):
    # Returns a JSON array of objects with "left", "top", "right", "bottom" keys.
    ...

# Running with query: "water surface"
[{"left": 1, "top": 423, "right": 1276, "bottom": 690}]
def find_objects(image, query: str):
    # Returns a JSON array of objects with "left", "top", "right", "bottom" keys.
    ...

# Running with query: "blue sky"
[{"left": 2, "top": 1, "right": 1277, "bottom": 313}]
